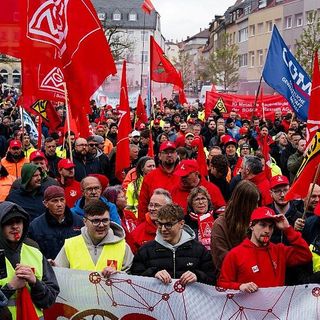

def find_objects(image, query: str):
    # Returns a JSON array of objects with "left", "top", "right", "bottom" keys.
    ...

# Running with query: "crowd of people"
[{"left": 0, "top": 87, "right": 319, "bottom": 319}]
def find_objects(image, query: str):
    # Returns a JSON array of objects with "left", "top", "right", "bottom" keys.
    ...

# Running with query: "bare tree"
[{"left": 173, "top": 51, "right": 192, "bottom": 85}]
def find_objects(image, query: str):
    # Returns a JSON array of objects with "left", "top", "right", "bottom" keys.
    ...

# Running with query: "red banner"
[{"left": 205, "top": 91, "right": 290, "bottom": 119}]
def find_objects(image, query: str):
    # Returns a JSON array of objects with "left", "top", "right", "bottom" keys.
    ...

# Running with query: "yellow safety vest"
[
  {"left": 310, "top": 244, "right": 320, "bottom": 272},
  {"left": 64, "top": 235, "right": 126, "bottom": 272},
  {"left": 0, "top": 244, "right": 43, "bottom": 319}
]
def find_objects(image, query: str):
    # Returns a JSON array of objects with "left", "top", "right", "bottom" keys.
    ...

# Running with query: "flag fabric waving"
[
  {"left": 141, "top": 0, "right": 155, "bottom": 14},
  {"left": 135, "top": 94, "right": 148, "bottom": 129},
  {"left": 262, "top": 25, "right": 310, "bottom": 121},
  {"left": 306, "top": 51, "right": 320, "bottom": 143},
  {"left": 115, "top": 61, "right": 132, "bottom": 182},
  {"left": 285, "top": 130, "right": 320, "bottom": 201},
  {"left": 150, "top": 36, "right": 184, "bottom": 88}
]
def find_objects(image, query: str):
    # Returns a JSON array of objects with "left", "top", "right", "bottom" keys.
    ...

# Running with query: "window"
[
  {"left": 306, "top": 11, "right": 315, "bottom": 25},
  {"left": 12, "top": 70, "right": 20, "bottom": 85},
  {"left": 266, "top": 20, "right": 272, "bottom": 33},
  {"left": 97, "top": 12, "right": 106, "bottom": 21},
  {"left": 239, "top": 54, "right": 248, "bottom": 67},
  {"left": 0, "top": 69, "right": 8, "bottom": 83},
  {"left": 112, "top": 10, "right": 121, "bottom": 21},
  {"left": 258, "top": 0, "right": 267, "bottom": 9},
  {"left": 129, "top": 12, "right": 137, "bottom": 21},
  {"left": 285, "top": 16, "right": 292, "bottom": 29},
  {"left": 296, "top": 14, "right": 303, "bottom": 27},
  {"left": 244, "top": 5, "right": 251, "bottom": 15},
  {"left": 249, "top": 51, "right": 255, "bottom": 67},
  {"left": 238, "top": 27, "right": 248, "bottom": 43},
  {"left": 275, "top": 18, "right": 282, "bottom": 29},
  {"left": 141, "top": 30, "right": 148, "bottom": 41},
  {"left": 249, "top": 25, "right": 255, "bottom": 36},
  {"left": 257, "top": 50, "right": 263, "bottom": 66},
  {"left": 257, "top": 23, "right": 263, "bottom": 34},
  {"left": 141, "top": 51, "right": 148, "bottom": 63}
]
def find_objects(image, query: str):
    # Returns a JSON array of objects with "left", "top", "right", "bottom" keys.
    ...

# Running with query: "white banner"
[{"left": 44, "top": 268, "right": 320, "bottom": 319}]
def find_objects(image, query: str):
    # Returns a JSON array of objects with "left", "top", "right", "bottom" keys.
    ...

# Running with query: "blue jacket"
[
  {"left": 29, "top": 207, "right": 84, "bottom": 259},
  {"left": 71, "top": 196, "right": 121, "bottom": 225}
]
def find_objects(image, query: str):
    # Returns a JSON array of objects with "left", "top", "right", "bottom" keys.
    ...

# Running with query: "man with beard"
[
  {"left": 268, "top": 175, "right": 304, "bottom": 244},
  {"left": 57, "top": 159, "right": 82, "bottom": 208},
  {"left": 217, "top": 207, "right": 312, "bottom": 292},
  {"left": 138, "top": 141, "right": 180, "bottom": 221},
  {"left": 1, "top": 140, "right": 28, "bottom": 178},
  {"left": 43, "top": 137, "right": 61, "bottom": 178},
  {"left": 72, "top": 138, "right": 105, "bottom": 182},
  {"left": 29, "top": 186, "right": 83, "bottom": 259}
]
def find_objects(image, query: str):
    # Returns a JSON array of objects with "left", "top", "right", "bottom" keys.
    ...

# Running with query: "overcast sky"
[{"left": 152, "top": 0, "right": 236, "bottom": 41}]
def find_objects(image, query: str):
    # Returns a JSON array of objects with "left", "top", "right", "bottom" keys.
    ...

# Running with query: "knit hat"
[
  {"left": 89, "top": 174, "right": 109, "bottom": 192},
  {"left": 44, "top": 185, "right": 65, "bottom": 201}
]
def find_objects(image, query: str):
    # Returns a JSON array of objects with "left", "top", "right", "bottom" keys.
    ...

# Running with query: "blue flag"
[{"left": 262, "top": 25, "right": 310, "bottom": 121}]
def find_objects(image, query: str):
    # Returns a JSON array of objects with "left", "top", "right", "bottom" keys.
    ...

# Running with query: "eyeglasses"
[
  {"left": 76, "top": 144, "right": 88, "bottom": 147},
  {"left": 88, "top": 143, "right": 98, "bottom": 147},
  {"left": 161, "top": 150, "right": 176, "bottom": 155},
  {"left": 271, "top": 188, "right": 289, "bottom": 195},
  {"left": 85, "top": 217, "right": 110, "bottom": 226},
  {"left": 155, "top": 220, "right": 180, "bottom": 230},
  {"left": 84, "top": 186, "right": 101, "bottom": 193},
  {"left": 193, "top": 197, "right": 208, "bottom": 203},
  {"left": 148, "top": 202, "right": 162, "bottom": 209}
]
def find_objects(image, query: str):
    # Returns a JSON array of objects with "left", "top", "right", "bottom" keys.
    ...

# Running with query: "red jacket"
[
  {"left": 250, "top": 171, "right": 272, "bottom": 206},
  {"left": 58, "top": 178, "right": 82, "bottom": 208},
  {"left": 217, "top": 226, "right": 312, "bottom": 290},
  {"left": 131, "top": 213, "right": 157, "bottom": 251},
  {"left": 138, "top": 166, "right": 179, "bottom": 221},
  {"left": 171, "top": 177, "right": 226, "bottom": 214}
]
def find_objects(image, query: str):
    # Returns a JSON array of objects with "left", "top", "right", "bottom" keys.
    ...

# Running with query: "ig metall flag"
[{"left": 262, "top": 25, "right": 310, "bottom": 121}]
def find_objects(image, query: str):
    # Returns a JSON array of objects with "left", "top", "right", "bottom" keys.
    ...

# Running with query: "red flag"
[
  {"left": 135, "top": 94, "right": 148, "bottom": 129},
  {"left": 115, "top": 61, "right": 132, "bottom": 182},
  {"left": 141, "top": 0, "right": 155, "bottom": 14},
  {"left": 63, "top": 106, "right": 79, "bottom": 138},
  {"left": 285, "top": 131, "right": 320, "bottom": 200},
  {"left": 307, "top": 51, "right": 320, "bottom": 143},
  {"left": 150, "top": 36, "right": 183, "bottom": 88},
  {"left": 16, "top": 287, "right": 38, "bottom": 320},
  {"left": 147, "top": 131, "right": 154, "bottom": 158},
  {"left": 179, "top": 87, "right": 188, "bottom": 105},
  {"left": 192, "top": 137, "right": 208, "bottom": 177}
]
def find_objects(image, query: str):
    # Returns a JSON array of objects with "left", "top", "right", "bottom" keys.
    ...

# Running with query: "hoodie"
[
  {"left": 217, "top": 226, "right": 312, "bottom": 290},
  {"left": 54, "top": 222, "right": 133, "bottom": 272},
  {"left": 0, "top": 201, "right": 59, "bottom": 309},
  {"left": 131, "top": 225, "right": 215, "bottom": 284}
]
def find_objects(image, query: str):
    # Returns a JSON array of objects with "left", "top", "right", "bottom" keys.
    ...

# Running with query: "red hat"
[
  {"left": 223, "top": 136, "right": 237, "bottom": 147},
  {"left": 58, "top": 158, "right": 75, "bottom": 170},
  {"left": 30, "top": 150, "right": 46, "bottom": 162},
  {"left": 159, "top": 141, "right": 176, "bottom": 152},
  {"left": 174, "top": 159, "right": 199, "bottom": 177},
  {"left": 270, "top": 175, "right": 289, "bottom": 189},
  {"left": 96, "top": 125, "right": 105, "bottom": 130},
  {"left": 250, "top": 207, "right": 277, "bottom": 222},
  {"left": 154, "top": 119, "right": 160, "bottom": 125},
  {"left": 89, "top": 174, "right": 109, "bottom": 191},
  {"left": 239, "top": 127, "right": 249, "bottom": 136},
  {"left": 9, "top": 140, "right": 22, "bottom": 148},
  {"left": 44, "top": 186, "right": 65, "bottom": 201}
]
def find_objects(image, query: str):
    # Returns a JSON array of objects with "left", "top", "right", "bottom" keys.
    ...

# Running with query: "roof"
[
  {"left": 183, "top": 28, "right": 209, "bottom": 44},
  {"left": 92, "top": 0, "right": 158, "bottom": 29}
]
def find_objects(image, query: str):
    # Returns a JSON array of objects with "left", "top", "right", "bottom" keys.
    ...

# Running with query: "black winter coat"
[{"left": 131, "top": 239, "right": 216, "bottom": 285}]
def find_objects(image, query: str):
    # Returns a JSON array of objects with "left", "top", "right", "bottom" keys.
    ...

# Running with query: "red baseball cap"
[
  {"left": 174, "top": 159, "right": 199, "bottom": 177},
  {"left": 159, "top": 141, "right": 176, "bottom": 152},
  {"left": 58, "top": 158, "right": 75, "bottom": 170},
  {"left": 250, "top": 207, "right": 277, "bottom": 222},
  {"left": 30, "top": 150, "right": 46, "bottom": 162},
  {"left": 9, "top": 140, "right": 22, "bottom": 148},
  {"left": 154, "top": 119, "right": 160, "bottom": 125},
  {"left": 270, "top": 175, "right": 289, "bottom": 189}
]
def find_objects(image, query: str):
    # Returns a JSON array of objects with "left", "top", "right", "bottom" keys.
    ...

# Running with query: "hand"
[
  {"left": 47, "top": 259, "right": 56, "bottom": 267},
  {"left": 179, "top": 271, "right": 197, "bottom": 286},
  {"left": 294, "top": 218, "right": 305, "bottom": 232},
  {"left": 155, "top": 270, "right": 172, "bottom": 284},
  {"left": 8, "top": 275, "right": 26, "bottom": 290},
  {"left": 101, "top": 266, "right": 117, "bottom": 278},
  {"left": 275, "top": 214, "right": 290, "bottom": 230},
  {"left": 15, "top": 264, "right": 36, "bottom": 285},
  {"left": 239, "top": 282, "right": 258, "bottom": 293}
]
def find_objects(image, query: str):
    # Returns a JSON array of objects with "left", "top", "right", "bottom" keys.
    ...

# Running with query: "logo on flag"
[
  {"left": 31, "top": 100, "right": 49, "bottom": 121},
  {"left": 262, "top": 25, "right": 310, "bottom": 121},
  {"left": 214, "top": 97, "right": 227, "bottom": 113},
  {"left": 40, "top": 66, "right": 65, "bottom": 95},
  {"left": 296, "top": 131, "right": 320, "bottom": 178},
  {"left": 27, "top": 0, "right": 69, "bottom": 55}
]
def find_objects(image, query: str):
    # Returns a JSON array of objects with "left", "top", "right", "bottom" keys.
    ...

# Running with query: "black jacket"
[
  {"left": 0, "top": 201, "right": 59, "bottom": 310},
  {"left": 302, "top": 215, "right": 320, "bottom": 245},
  {"left": 131, "top": 227, "right": 215, "bottom": 285},
  {"left": 28, "top": 207, "right": 84, "bottom": 259},
  {"left": 45, "top": 153, "right": 61, "bottom": 178}
]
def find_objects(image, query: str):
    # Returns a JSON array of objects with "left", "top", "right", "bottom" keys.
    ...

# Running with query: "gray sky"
[{"left": 153, "top": 0, "right": 236, "bottom": 41}]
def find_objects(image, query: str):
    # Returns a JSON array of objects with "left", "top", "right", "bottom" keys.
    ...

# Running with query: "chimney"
[{"left": 200, "top": 28, "right": 202, "bottom": 32}]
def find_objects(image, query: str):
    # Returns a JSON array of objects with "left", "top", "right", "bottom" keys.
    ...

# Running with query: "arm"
[
  {"left": 287, "top": 154, "right": 303, "bottom": 174},
  {"left": 108, "top": 202, "right": 121, "bottom": 226},
  {"left": 130, "top": 246, "right": 158, "bottom": 277}
]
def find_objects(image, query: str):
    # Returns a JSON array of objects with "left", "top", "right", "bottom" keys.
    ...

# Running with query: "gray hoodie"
[{"left": 55, "top": 222, "right": 134, "bottom": 272}]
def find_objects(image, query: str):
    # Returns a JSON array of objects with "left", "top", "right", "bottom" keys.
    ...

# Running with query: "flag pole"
[
  {"left": 302, "top": 163, "right": 320, "bottom": 219},
  {"left": 140, "top": 12, "right": 147, "bottom": 94},
  {"left": 63, "top": 82, "right": 73, "bottom": 162}
]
